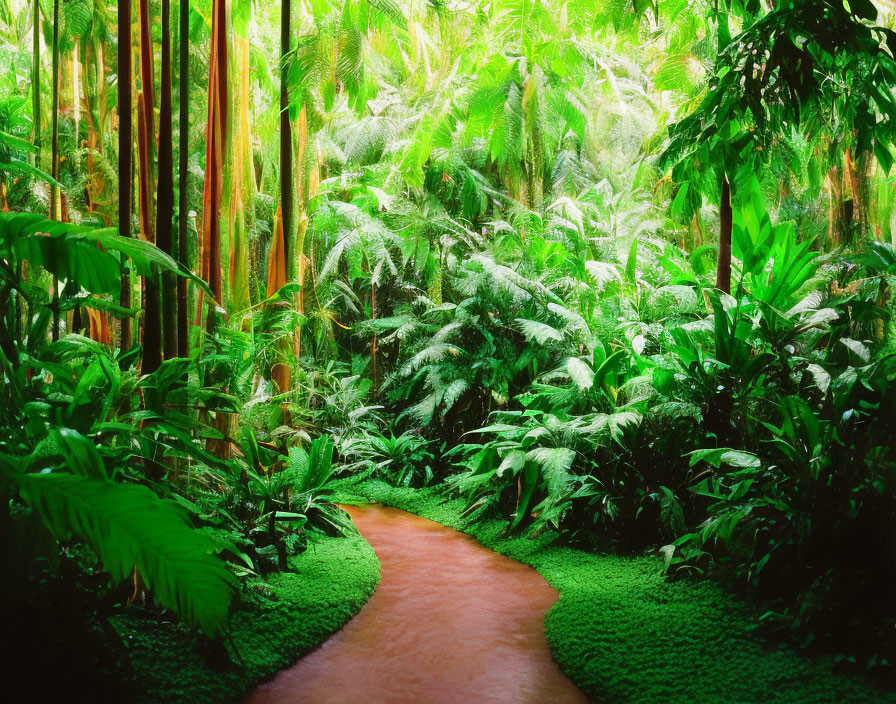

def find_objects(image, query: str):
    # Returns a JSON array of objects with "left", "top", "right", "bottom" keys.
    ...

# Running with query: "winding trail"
[{"left": 245, "top": 504, "right": 591, "bottom": 704}]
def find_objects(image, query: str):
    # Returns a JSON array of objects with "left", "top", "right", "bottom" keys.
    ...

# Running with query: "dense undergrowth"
[
  {"left": 338, "top": 478, "right": 896, "bottom": 704},
  {"left": 114, "top": 534, "right": 378, "bottom": 704},
  {"left": 3, "top": 0, "right": 896, "bottom": 698}
]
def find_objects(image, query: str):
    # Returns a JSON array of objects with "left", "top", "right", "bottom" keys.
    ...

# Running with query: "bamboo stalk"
[
  {"left": 200, "top": 0, "right": 228, "bottom": 316},
  {"left": 50, "top": 0, "right": 60, "bottom": 341},
  {"left": 119, "top": 0, "right": 134, "bottom": 351},
  {"left": 137, "top": 0, "right": 163, "bottom": 372},
  {"left": 31, "top": 0, "right": 40, "bottom": 158},
  {"left": 177, "top": 0, "right": 190, "bottom": 356},
  {"left": 267, "top": 0, "right": 293, "bottom": 396},
  {"left": 280, "top": 0, "right": 293, "bottom": 262},
  {"left": 158, "top": 0, "right": 177, "bottom": 359}
]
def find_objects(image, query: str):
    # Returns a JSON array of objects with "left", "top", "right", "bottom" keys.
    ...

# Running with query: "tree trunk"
[
  {"left": 138, "top": 0, "right": 161, "bottom": 373},
  {"left": 200, "top": 0, "right": 228, "bottom": 318},
  {"left": 73, "top": 42, "right": 80, "bottom": 154},
  {"left": 177, "top": 0, "right": 189, "bottom": 356},
  {"left": 157, "top": 0, "right": 176, "bottom": 360},
  {"left": 716, "top": 177, "right": 732, "bottom": 294},
  {"left": 845, "top": 148, "right": 864, "bottom": 235},
  {"left": 50, "top": 0, "right": 60, "bottom": 341},
  {"left": 119, "top": 0, "right": 133, "bottom": 350},
  {"left": 31, "top": 0, "right": 40, "bottom": 158},
  {"left": 23, "top": 0, "right": 41, "bottom": 342},
  {"left": 268, "top": 0, "right": 292, "bottom": 395},
  {"left": 280, "top": 0, "right": 293, "bottom": 262},
  {"left": 228, "top": 34, "right": 254, "bottom": 313}
]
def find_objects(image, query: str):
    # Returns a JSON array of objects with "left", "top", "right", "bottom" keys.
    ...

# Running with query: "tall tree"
[
  {"left": 226, "top": 18, "right": 254, "bottom": 314},
  {"left": 23, "top": 0, "right": 41, "bottom": 342},
  {"left": 118, "top": 0, "right": 134, "bottom": 350},
  {"left": 157, "top": 0, "right": 176, "bottom": 359},
  {"left": 279, "top": 0, "right": 292, "bottom": 262},
  {"left": 139, "top": 0, "right": 161, "bottom": 372},
  {"left": 31, "top": 0, "right": 40, "bottom": 159},
  {"left": 177, "top": 0, "right": 189, "bottom": 356},
  {"left": 50, "top": 0, "right": 60, "bottom": 341},
  {"left": 268, "top": 0, "right": 292, "bottom": 394},
  {"left": 199, "top": 0, "right": 227, "bottom": 328},
  {"left": 663, "top": 1, "right": 896, "bottom": 291}
]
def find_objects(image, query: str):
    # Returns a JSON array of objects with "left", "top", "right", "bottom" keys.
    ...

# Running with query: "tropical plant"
[{"left": 343, "top": 430, "right": 435, "bottom": 486}]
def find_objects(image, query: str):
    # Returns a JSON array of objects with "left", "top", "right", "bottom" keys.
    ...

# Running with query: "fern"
[
  {"left": 441, "top": 378, "right": 470, "bottom": 416},
  {"left": 516, "top": 318, "right": 563, "bottom": 344},
  {"left": 288, "top": 437, "right": 336, "bottom": 492},
  {"left": 16, "top": 472, "right": 235, "bottom": 636},
  {"left": 566, "top": 356, "right": 595, "bottom": 391},
  {"left": 366, "top": 0, "right": 407, "bottom": 30}
]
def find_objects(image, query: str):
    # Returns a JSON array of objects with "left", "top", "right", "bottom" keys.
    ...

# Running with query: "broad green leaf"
[
  {"left": 566, "top": 357, "right": 594, "bottom": 391},
  {"left": 17, "top": 472, "right": 235, "bottom": 635},
  {"left": 516, "top": 318, "right": 563, "bottom": 345}
]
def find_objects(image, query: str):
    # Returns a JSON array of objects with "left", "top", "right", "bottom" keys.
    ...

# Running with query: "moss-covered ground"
[
  {"left": 333, "top": 477, "right": 896, "bottom": 704},
  {"left": 116, "top": 532, "right": 380, "bottom": 703}
]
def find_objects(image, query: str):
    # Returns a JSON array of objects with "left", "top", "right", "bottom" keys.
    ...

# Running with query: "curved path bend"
[{"left": 246, "top": 504, "right": 591, "bottom": 704}]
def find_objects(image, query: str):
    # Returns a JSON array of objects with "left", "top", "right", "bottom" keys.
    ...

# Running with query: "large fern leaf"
[
  {"left": 17, "top": 473, "right": 235, "bottom": 636},
  {"left": 516, "top": 318, "right": 563, "bottom": 344}
]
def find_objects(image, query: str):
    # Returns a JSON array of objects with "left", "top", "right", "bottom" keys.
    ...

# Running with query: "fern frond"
[
  {"left": 516, "top": 318, "right": 563, "bottom": 344},
  {"left": 17, "top": 473, "right": 235, "bottom": 636}
]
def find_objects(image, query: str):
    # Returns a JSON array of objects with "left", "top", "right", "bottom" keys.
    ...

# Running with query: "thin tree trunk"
[
  {"left": 827, "top": 178, "right": 834, "bottom": 246},
  {"left": 177, "top": 0, "right": 189, "bottom": 356},
  {"left": 200, "top": 0, "right": 228, "bottom": 324},
  {"left": 50, "top": 0, "right": 60, "bottom": 341},
  {"left": 73, "top": 42, "right": 80, "bottom": 151},
  {"left": 228, "top": 34, "right": 254, "bottom": 313},
  {"left": 280, "top": 0, "right": 293, "bottom": 259},
  {"left": 157, "top": 0, "right": 176, "bottom": 359},
  {"left": 119, "top": 0, "right": 134, "bottom": 350},
  {"left": 138, "top": 0, "right": 161, "bottom": 372},
  {"left": 22, "top": 0, "right": 41, "bottom": 341},
  {"left": 32, "top": 0, "right": 40, "bottom": 158},
  {"left": 268, "top": 207, "right": 290, "bottom": 394},
  {"left": 268, "top": 0, "right": 292, "bottom": 394},
  {"left": 716, "top": 178, "right": 732, "bottom": 294},
  {"left": 293, "top": 106, "right": 307, "bottom": 359}
]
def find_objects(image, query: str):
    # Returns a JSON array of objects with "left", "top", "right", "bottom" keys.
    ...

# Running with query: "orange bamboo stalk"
[{"left": 201, "top": 0, "right": 228, "bottom": 306}]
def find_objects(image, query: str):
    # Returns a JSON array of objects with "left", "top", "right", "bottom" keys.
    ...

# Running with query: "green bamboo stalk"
[
  {"left": 50, "top": 0, "right": 60, "bottom": 341},
  {"left": 176, "top": 0, "right": 189, "bottom": 356},
  {"left": 158, "top": 0, "right": 176, "bottom": 359},
  {"left": 119, "top": 0, "right": 134, "bottom": 350}
]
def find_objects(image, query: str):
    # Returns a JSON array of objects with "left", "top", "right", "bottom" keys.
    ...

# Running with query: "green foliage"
[
  {"left": 343, "top": 430, "right": 435, "bottom": 485},
  {"left": 15, "top": 471, "right": 234, "bottom": 636},
  {"left": 187, "top": 429, "right": 352, "bottom": 574},
  {"left": 117, "top": 532, "right": 380, "bottom": 703},
  {"left": 663, "top": 0, "right": 896, "bottom": 222}
]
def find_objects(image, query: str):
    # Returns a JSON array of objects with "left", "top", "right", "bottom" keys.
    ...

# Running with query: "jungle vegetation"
[{"left": 2, "top": 0, "right": 896, "bottom": 698}]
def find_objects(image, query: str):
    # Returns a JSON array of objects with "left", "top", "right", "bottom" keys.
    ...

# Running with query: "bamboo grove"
[{"left": 7, "top": 0, "right": 896, "bottom": 369}]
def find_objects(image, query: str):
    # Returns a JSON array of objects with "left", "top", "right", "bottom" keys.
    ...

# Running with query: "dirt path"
[{"left": 245, "top": 504, "right": 591, "bottom": 704}]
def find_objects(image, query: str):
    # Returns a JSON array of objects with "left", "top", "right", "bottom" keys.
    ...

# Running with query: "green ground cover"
[{"left": 116, "top": 533, "right": 379, "bottom": 703}]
